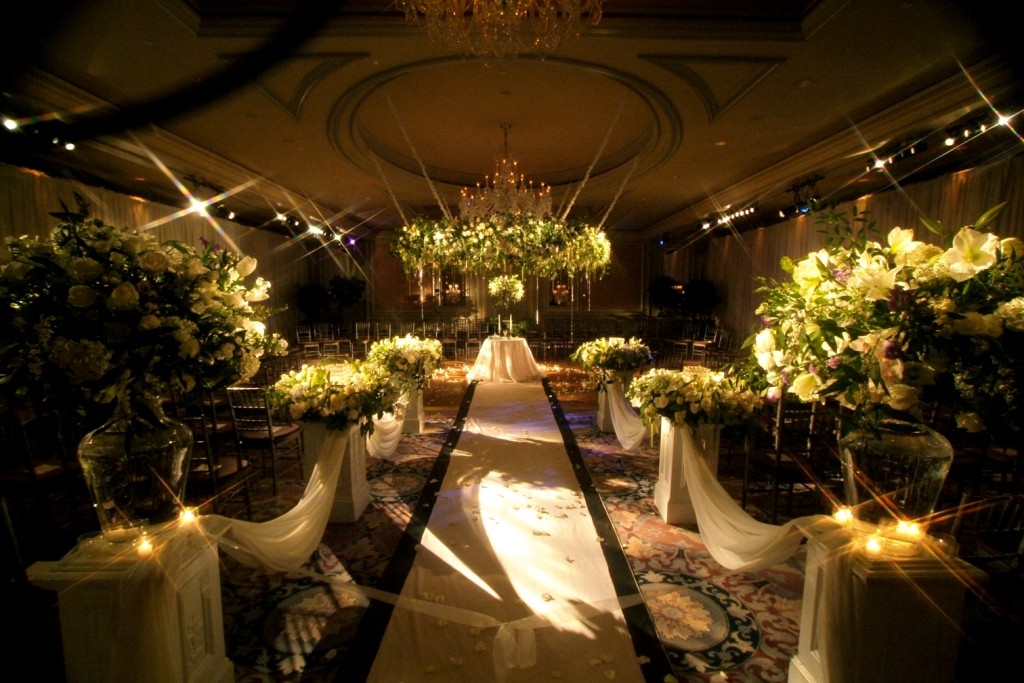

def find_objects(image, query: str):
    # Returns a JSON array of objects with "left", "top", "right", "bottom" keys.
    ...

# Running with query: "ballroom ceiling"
[{"left": 2, "top": 1, "right": 1022, "bottom": 247}]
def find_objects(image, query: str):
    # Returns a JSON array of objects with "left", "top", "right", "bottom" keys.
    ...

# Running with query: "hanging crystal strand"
[
  {"left": 587, "top": 272, "right": 592, "bottom": 311},
  {"left": 418, "top": 267, "right": 425, "bottom": 323},
  {"left": 534, "top": 275, "right": 540, "bottom": 326},
  {"left": 570, "top": 274, "right": 575, "bottom": 344}
]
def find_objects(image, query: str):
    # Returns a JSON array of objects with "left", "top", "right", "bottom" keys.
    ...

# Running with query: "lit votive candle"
[
  {"left": 136, "top": 536, "right": 154, "bottom": 558},
  {"left": 864, "top": 534, "right": 883, "bottom": 555},
  {"left": 179, "top": 507, "right": 198, "bottom": 527},
  {"left": 833, "top": 507, "right": 853, "bottom": 525},
  {"left": 878, "top": 519, "right": 923, "bottom": 558}
]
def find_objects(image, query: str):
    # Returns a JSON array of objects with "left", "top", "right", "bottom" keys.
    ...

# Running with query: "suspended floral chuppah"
[
  {"left": 750, "top": 204, "right": 1024, "bottom": 525},
  {"left": 0, "top": 197, "right": 286, "bottom": 537}
]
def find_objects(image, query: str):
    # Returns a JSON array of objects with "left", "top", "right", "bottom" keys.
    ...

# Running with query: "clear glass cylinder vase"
[
  {"left": 838, "top": 419, "right": 954, "bottom": 526},
  {"left": 77, "top": 399, "right": 193, "bottom": 539}
]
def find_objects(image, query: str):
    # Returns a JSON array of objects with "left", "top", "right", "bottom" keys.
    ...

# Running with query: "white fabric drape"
[
  {"left": 367, "top": 394, "right": 407, "bottom": 458},
  {"left": 603, "top": 380, "right": 646, "bottom": 452},
  {"left": 199, "top": 424, "right": 353, "bottom": 572},
  {"left": 676, "top": 422, "right": 838, "bottom": 572}
]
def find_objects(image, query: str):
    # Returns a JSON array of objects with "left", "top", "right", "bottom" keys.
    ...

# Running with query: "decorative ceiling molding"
[
  {"left": 326, "top": 56, "right": 682, "bottom": 194},
  {"left": 639, "top": 54, "right": 784, "bottom": 123},
  {"left": 254, "top": 53, "right": 369, "bottom": 120}
]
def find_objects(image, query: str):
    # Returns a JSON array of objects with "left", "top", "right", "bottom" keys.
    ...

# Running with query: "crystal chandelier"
[
  {"left": 459, "top": 124, "right": 552, "bottom": 219},
  {"left": 399, "top": 0, "right": 603, "bottom": 59}
]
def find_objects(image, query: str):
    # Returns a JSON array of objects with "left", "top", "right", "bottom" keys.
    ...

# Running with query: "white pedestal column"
[
  {"left": 27, "top": 527, "right": 233, "bottom": 683},
  {"left": 402, "top": 387, "right": 425, "bottom": 434},
  {"left": 302, "top": 422, "right": 371, "bottom": 522},
  {"left": 789, "top": 531, "right": 983, "bottom": 683},
  {"left": 654, "top": 419, "right": 720, "bottom": 525},
  {"left": 596, "top": 382, "right": 615, "bottom": 432},
  {"left": 331, "top": 424, "right": 371, "bottom": 522}
]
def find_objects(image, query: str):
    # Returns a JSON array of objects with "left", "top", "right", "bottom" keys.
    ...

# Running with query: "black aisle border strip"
[
  {"left": 542, "top": 377, "right": 676, "bottom": 683},
  {"left": 339, "top": 380, "right": 479, "bottom": 682}
]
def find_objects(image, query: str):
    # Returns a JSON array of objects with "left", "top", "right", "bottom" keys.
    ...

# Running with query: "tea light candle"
[
  {"left": 833, "top": 507, "right": 854, "bottom": 525},
  {"left": 179, "top": 507, "right": 198, "bottom": 527},
  {"left": 878, "top": 519, "right": 923, "bottom": 558},
  {"left": 136, "top": 536, "right": 154, "bottom": 558},
  {"left": 864, "top": 534, "right": 883, "bottom": 555}
]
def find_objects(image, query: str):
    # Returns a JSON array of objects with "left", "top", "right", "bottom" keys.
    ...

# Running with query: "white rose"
[
  {"left": 106, "top": 282, "right": 140, "bottom": 310},
  {"left": 68, "top": 257, "right": 104, "bottom": 282},
  {"left": 67, "top": 284, "right": 97, "bottom": 308},
  {"left": 139, "top": 314, "right": 161, "bottom": 330},
  {"left": 138, "top": 250, "right": 169, "bottom": 273}
]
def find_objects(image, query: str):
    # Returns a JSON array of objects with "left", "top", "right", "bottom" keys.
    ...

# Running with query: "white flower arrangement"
[
  {"left": 366, "top": 334, "right": 444, "bottom": 392},
  {"left": 627, "top": 367, "right": 762, "bottom": 429},
  {"left": 487, "top": 274, "right": 525, "bottom": 307},
  {"left": 269, "top": 359, "right": 401, "bottom": 435},
  {"left": 0, "top": 199, "right": 282, "bottom": 420},
  {"left": 571, "top": 337, "right": 654, "bottom": 381},
  {"left": 750, "top": 205, "right": 1024, "bottom": 436}
]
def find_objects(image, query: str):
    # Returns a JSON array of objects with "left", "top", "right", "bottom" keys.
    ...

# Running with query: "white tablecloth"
[{"left": 466, "top": 336, "right": 545, "bottom": 383}]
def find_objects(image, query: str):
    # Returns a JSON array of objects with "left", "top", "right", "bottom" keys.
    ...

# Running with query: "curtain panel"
[
  {"left": 0, "top": 162, "right": 313, "bottom": 339},
  {"left": 678, "top": 155, "right": 1024, "bottom": 343}
]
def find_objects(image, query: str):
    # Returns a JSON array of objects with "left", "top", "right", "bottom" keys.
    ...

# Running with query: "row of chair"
[{"left": 167, "top": 385, "right": 304, "bottom": 519}]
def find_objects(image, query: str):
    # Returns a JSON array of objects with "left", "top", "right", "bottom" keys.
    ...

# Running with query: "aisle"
[{"left": 347, "top": 379, "right": 671, "bottom": 682}]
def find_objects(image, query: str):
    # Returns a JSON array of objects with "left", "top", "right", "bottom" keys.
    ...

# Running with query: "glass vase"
[
  {"left": 77, "top": 398, "right": 194, "bottom": 539},
  {"left": 838, "top": 418, "right": 954, "bottom": 526}
]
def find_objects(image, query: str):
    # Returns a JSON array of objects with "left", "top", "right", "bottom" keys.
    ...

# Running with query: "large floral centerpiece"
[
  {"left": 751, "top": 205, "right": 1024, "bottom": 437},
  {"left": 0, "top": 199, "right": 285, "bottom": 534},
  {"left": 0, "top": 202, "right": 285, "bottom": 421},
  {"left": 366, "top": 334, "right": 444, "bottom": 393},
  {"left": 270, "top": 359, "right": 401, "bottom": 436},
  {"left": 571, "top": 337, "right": 654, "bottom": 384},
  {"left": 627, "top": 366, "right": 762, "bottom": 429},
  {"left": 750, "top": 205, "right": 1024, "bottom": 523}
]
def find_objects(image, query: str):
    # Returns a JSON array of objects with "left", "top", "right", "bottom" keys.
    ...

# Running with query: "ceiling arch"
[{"left": 326, "top": 56, "right": 683, "bottom": 197}]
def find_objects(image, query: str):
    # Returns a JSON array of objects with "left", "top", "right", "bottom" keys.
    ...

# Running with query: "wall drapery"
[
  {"left": 0, "top": 162, "right": 313, "bottom": 338},
  {"left": 672, "top": 155, "right": 1024, "bottom": 343}
]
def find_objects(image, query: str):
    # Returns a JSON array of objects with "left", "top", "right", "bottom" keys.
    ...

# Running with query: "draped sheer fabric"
[
  {"left": 199, "top": 423, "right": 353, "bottom": 572},
  {"left": 366, "top": 394, "right": 407, "bottom": 458},
  {"left": 676, "top": 421, "right": 838, "bottom": 571},
  {"left": 603, "top": 379, "right": 647, "bottom": 451},
  {"left": 200, "top": 401, "right": 406, "bottom": 572}
]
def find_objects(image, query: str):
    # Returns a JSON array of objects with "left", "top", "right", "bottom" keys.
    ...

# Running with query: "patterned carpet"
[{"left": 221, "top": 362, "right": 807, "bottom": 683}]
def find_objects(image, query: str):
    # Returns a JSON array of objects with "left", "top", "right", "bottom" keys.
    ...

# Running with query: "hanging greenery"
[{"left": 391, "top": 213, "right": 611, "bottom": 278}]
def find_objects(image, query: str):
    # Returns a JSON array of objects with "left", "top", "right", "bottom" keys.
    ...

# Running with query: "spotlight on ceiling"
[{"left": 789, "top": 174, "right": 823, "bottom": 217}]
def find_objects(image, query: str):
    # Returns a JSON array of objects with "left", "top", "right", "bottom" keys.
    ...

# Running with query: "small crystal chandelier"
[
  {"left": 460, "top": 124, "right": 552, "bottom": 220},
  {"left": 399, "top": 0, "right": 603, "bottom": 59}
]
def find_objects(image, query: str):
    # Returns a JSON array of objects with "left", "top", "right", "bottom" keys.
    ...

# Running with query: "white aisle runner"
[{"left": 363, "top": 381, "right": 663, "bottom": 683}]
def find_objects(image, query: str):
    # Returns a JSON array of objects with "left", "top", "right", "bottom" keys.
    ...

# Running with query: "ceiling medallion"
[
  {"left": 459, "top": 123, "right": 552, "bottom": 220},
  {"left": 399, "top": 0, "right": 603, "bottom": 59}
]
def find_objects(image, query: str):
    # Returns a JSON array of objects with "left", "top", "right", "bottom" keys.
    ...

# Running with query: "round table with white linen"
[{"left": 465, "top": 336, "right": 545, "bottom": 383}]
